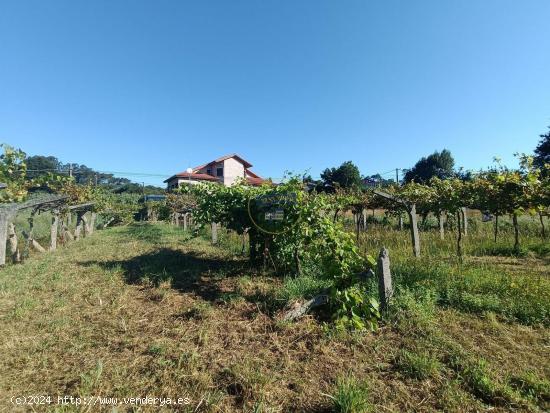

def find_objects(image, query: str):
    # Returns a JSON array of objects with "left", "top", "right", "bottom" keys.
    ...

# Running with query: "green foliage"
[
  {"left": 448, "top": 354, "right": 519, "bottom": 405},
  {"left": 509, "top": 371, "right": 550, "bottom": 403},
  {"left": 278, "top": 275, "right": 332, "bottom": 302},
  {"left": 329, "top": 374, "right": 371, "bottom": 413},
  {"left": 404, "top": 149, "right": 455, "bottom": 184},
  {"left": 331, "top": 285, "right": 380, "bottom": 331},
  {"left": 93, "top": 190, "right": 141, "bottom": 226},
  {"left": 0, "top": 144, "right": 28, "bottom": 202},
  {"left": 183, "top": 179, "right": 379, "bottom": 330},
  {"left": 396, "top": 349, "right": 441, "bottom": 380},
  {"left": 534, "top": 125, "right": 550, "bottom": 170},
  {"left": 393, "top": 259, "right": 550, "bottom": 326},
  {"left": 321, "top": 161, "right": 362, "bottom": 191},
  {"left": 25, "top": 155, "right": 60, "bottom": 179},
  {"left": 390, "top": 288, "right": 438, "bottom": 336}
]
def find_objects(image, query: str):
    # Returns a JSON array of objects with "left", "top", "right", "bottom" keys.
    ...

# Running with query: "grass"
[
  {"left": 0, "top": 218, "right": 549, "bottom": 412},
  {"left": 328, "top": 374, "right": 371, "bottom": 413},
  {"left": 396, "top": 349, "right": 441, "bottom": 380}
]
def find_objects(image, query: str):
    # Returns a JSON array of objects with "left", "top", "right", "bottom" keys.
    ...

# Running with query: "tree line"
[{"left": 312, "top": 125, "right": 550, "bottom": 190}]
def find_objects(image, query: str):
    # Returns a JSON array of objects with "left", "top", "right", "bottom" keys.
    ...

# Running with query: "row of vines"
[{"left": 2, "top": 143, "right": 549, "bottom": 331}]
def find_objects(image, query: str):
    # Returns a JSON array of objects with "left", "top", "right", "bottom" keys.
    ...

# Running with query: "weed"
[
  {"left": 448, "top": 353, "right": 519, "bottom": 406},
  {"left": 509, "top": 371, "right": 550, "bottom": 403},
  {"left": 278, "top": 275, "right": 332, "bottom": 302},
  {"left": 328, "top": 374, "right": 372, "bottom": 413},
  {"left": 396, "top": 349, "right": 441, "bottom": 380}
]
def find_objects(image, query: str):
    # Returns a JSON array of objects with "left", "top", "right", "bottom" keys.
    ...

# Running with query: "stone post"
[
  {"left": 0, "top": 211, "right": 9, "bottom": 266},
  {"left": 89, "top": 212, "right": 96, "bottom": 235},
  {"left": 377, "top": 248, "right": 393, "bottom": 310},
  {"left": 461, "top": 207, "right": 468, "bottom": 236},
  {"left": 211, "top": 222, "right": 218, "bottom": 244},
  {"left": 74, "top": 211, "right": 85, "bottom": 240},
  {"left": 50, "top": 212, "right": 59, "bottom": 251},
  {"left": 8, "top": 222, "right": 20, "bottom": 262},
  {"left": 407, "top": 204, "right": 420, "bottom": 257}
]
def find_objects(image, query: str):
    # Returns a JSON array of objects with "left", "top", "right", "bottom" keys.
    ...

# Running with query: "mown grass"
[{"left": 0, "top": 219, "right": 549, "bottom": 412}]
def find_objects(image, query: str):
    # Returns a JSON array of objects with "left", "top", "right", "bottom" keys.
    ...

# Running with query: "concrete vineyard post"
[
  {"left": 461, "top": 207, "right": 468, "bottom": 236},
  {"left": 377, "top": 248, "right": 393, "bottom": 310},
  {"left": 8, "top": 222, "right": 20, "bottom": 262},
  {"left": 50, "top": 212, "right": 59, "bottom": 251},
  {"left": 0, "top": 212, "right": 8, "bottom": 266},
  {"left": 407, "top": 203, "right": 420, "bottom": 257},
  {"left": 211, "top": 222, "right": 218, "bottom": 244}
]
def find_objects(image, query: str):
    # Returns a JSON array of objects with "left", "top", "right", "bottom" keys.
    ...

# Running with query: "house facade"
[{"left": 164, "top": 154, "right": 266, "bottom": 190}]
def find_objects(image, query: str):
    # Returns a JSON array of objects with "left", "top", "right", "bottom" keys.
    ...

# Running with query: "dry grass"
[{"left": 0, "top": 222, "right": 548, "bottom": 412}]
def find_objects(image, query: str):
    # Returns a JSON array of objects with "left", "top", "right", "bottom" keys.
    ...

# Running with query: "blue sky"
[{"left": 1, "top": 1, "right": 549, "bottom": 186}]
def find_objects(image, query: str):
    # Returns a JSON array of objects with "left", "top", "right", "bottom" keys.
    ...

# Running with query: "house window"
[
  {"left": 206, "top": 168, "right": 212, "bottom": 175},
  {"left": 216, "top": 167, "right": 223, "bottom": 177}
]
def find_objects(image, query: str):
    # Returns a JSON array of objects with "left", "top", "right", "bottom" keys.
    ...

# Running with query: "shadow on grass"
[{"left": 79, "top": 248, "right": 246, "bottom": 302}]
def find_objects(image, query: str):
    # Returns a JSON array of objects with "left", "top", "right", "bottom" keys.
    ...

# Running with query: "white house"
[{"left": 164, "top": 154, "right": 266, "bottom": 190}]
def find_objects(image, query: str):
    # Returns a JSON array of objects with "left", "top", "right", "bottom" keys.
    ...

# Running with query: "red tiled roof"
[
  {"left": 193, "top": 153, "right": 253, "bottom": 170},
  {"left": 246, "top": 176, "right": 267, "bottom": 186},
  {"left": 176, "top": 172, "right": 219, "bottom": 181},
  {"left": 245, "top": 169, "right": 261, "bottom": 179},
  {"left": 164, "top": 172, "right": 219, "bottom": 183}
]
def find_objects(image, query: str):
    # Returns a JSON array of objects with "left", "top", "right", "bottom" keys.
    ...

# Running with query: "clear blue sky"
[{"left": 1, "top": 1, "right": 549, "bottom": 186}]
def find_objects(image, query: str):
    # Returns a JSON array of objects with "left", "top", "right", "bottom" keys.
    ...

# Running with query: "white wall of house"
[
  {"left": 222, "top": 158, "right": 246, "bottom": 186},
  {"left": 166, "top": 178, "right": 205, "bottom": 189},
  {"left": 196, "top": 164, "right": 224, "bottom": 183}
]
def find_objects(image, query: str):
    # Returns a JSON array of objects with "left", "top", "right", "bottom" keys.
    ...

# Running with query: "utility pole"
[
  {"left": 94, "top": 173, "right": 98, "bottom": 186},
  {"left": 395, "top": 168, "right": 399, "bottom": 185},
  {"left": 69, "top": 164, "right": 73, "bottom": 178}
]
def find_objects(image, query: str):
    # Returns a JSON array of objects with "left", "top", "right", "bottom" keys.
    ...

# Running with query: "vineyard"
[{"left": 0, "top": 145, "right": 549, "bottom": 412}]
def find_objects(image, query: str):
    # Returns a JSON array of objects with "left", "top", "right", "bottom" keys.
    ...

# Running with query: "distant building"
[
  {"left": 362, "top": 177, "right": 379, "bottom": 188},
  {"left": 164, "top": 154, "right": 266, "bottom": 189}
]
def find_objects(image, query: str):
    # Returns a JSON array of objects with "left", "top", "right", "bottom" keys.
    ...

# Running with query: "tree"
[
  {"left": 363, "top": 174, "right": 395, "bottom": 188},
  {"left": 25, "top": 155, "right": 61, "bottom": 179},
  {"left": 404, "top": 149, "right": 455, "bottom": 184},
  {"left": 321, "top": 161, "right": 362, "bottom": 191},
  {"left": 534, "top": 126, "right": 550, "bottom": 170}
]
